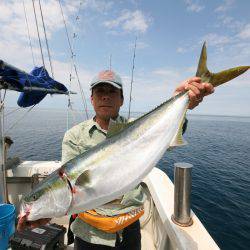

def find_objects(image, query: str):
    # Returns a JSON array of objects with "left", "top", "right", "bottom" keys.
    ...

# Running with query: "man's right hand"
[
  {"left": 17, "top": 215, "right": 51, "bottom": 232},
  {"left": 173, "top": 77, "right": 214, "bottom": 109}
]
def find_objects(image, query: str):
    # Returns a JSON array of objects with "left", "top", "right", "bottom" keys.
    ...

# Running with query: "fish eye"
[
  {"left": 23, "top": 191, "right": 40, "bottom": 202},
  {"left": 26, "top": 193, "right": 38, "bottom": 202}
]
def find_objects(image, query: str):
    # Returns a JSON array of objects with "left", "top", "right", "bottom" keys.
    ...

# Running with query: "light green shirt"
[{"left": 61, "top": 116, "right": 146, "bottom": 247}]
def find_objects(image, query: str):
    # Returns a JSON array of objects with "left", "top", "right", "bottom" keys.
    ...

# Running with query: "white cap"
[{"left": 90, "top": 70, "right": 123, "bottom": 90}]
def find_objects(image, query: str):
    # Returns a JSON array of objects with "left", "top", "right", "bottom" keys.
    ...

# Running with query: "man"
[
  {"left": 17, "top": 70, "right": 214, "bottom": 249},
  {"left": 62, "top": 70, "right": 145, "bottom": 249}
]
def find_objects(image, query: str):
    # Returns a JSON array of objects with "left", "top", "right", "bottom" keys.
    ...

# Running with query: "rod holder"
[{"left": 171, "top": 162, "right": 193, "bottom": 227}]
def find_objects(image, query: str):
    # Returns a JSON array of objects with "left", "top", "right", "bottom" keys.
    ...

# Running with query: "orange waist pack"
[{"left": 78, "top": 206, "right": 144, "bottom": 233}]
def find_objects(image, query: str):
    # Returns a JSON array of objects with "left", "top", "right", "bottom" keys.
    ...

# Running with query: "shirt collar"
[{"left": 88, "top": 116, "right": 125, "bottom": 137}]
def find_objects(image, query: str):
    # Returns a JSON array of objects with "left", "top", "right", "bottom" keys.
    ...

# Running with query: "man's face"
[{"left": 91, "top": 83, "right": 123, "bottom": 120}]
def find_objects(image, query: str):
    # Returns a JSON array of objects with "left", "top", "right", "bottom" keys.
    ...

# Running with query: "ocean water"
[{"left": 4, "top": 109, "right": 250, "bottom": 250}]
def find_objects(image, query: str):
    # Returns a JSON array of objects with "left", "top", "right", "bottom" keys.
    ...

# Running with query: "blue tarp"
[{"left": 0, "top": 63, "right": 68, "bottom": 107}]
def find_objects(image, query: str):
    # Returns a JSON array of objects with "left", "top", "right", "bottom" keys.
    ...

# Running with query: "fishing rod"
[
  {"left": 32, "top": 0, "right": 45, "bottom": 68},
  {"left": 58, "top": 0, "right": 89, "bottom": 120},
  {"left": 38, "top": 0, "right": 54, "bottom": 78},
  {"left": 128, "top": 37, "right": 137, "bottom": 120},
  {"left": 109, "top": 54, "right": 112, "bottom": 70}
]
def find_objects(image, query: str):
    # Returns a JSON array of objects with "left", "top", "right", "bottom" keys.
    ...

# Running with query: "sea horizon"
[{"left": 4, "top": 106, "right": 250, "bottom": 119}]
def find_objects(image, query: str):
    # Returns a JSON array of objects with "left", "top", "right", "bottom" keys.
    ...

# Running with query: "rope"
[
  {"left": 66, "top": 70, "right": 73, "bottom": 130},
  {"left": 58, "top": 0, "right": 89, "bottom": 119},
  {"left": 58, "top": 0, "right": 74, "bottom": 57},
  {"left": 22, "top": 0, "right": 36, "bottom": 66},
  {"left": 72, "top": 1, "right": 89, "bottom": 120},
  {"left": 32, "top": 0, "right": 45, "bottom": 68},
  {"left": 140, "top": 195, "right": 153, "bottom": 228},
  {"left": 66, "top": 4, "right": 79, "bottom": 124},
  {"left": 74, "top": 65, "right": 89, "bottom": 119},
  {"left": 5, "top": 107, "right": 22, "bottom": 117},
  {"left": 5, "top": 105, "right": 36, "bottom": 133},
  {"left": 128, "top": 37, "right": 137, "bottom": 119},
  {"left": 68, "top": 98, "right": 78, "bottom": 125},
  {"left": 2, "top": 90, "right": 7, "bottom": 103},
  {"left": 66, "top": 97, "right": 79, "bottom": 130},
  {"left": 67, "top": 96, "right": 70, "bottom": 130},
  {"left": 38, "top": 0, "right": 54, "bottom": 78}
]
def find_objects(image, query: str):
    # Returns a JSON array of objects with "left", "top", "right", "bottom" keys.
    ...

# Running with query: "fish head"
[{"left": 20, "top": 172, "right": 73, "bottom": 221}]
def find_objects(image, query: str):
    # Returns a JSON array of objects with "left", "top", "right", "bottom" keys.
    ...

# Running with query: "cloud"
[
  {"left": 177, "top": 47, "right": 188, "bottom": 53},
  {"left": 121, "top": 65, "right": 205, "bottom": 112},
  {"left": 201, "top": 33, "right": 231, "bottom": 47},
  {"left": 136, "top": 41, "right": 149, "bottom": 49},
  {"left": 185, "top": 66, "right": 197, "bottom": 74},
  {"left": 52, "top": 60, "right": 93, "bottom": 90},
  {"left": 103, "top": 10, "right": 151, "bottom": 34},
  {"left": 152, "top": 66, "right": 199, "bottom": 83},
  {"left": 117, "top": 67, "right": 181, "bottom": 112},
  {"left": 152, "top": 69, "right": 181, "bottom": 82},
  {"left": 184, "top": 0, "right": 204, "bottom": 13},
  {"left": 121, "top": 74, "right": 172, "bottom": 112},
  {"left": 215, "top": 0, "right": 234, "bottom": 12},
  {"left": 176, "top": 42, "right": 198, "bottom": 54},
  {"left": 238, "top": 24, "right": 250, "bottom": 40},
  {"left": 216, "top": 15, "right": 243, "bottom": 31},
  {"left": 0, "top": 0, "right": 80, "bottom": 69},
  {"left": 0, "top": 0, "right": 94, "bottom": 110},
  {"left": 222, "top": 41, "right": 250, "bottom": 66},
  {"left": 80, "top": 0, "right": 114, "bottom": 14},
  {"left": 0, "top": 0, "right": 78, "bottom": 42},
  {"left": 128, "top": 40, "right": 149, "bottom": 50}
]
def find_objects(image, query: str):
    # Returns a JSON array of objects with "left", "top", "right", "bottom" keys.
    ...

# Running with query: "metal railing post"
[
  {"left": 171, "top": 162, "right": 193, "bottom": 227},
  {"left": 0, "top": 102, "right": 6, "bottom": 203}
]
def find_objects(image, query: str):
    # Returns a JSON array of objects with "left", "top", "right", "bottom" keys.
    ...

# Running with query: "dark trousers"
[{"left": 73, "top": 220, "right": 141, "bottom": 250}]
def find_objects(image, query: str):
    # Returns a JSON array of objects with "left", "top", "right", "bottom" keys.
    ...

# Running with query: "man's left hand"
[{"left": 174, "top": 77, "right": 214, "bottom": 109}]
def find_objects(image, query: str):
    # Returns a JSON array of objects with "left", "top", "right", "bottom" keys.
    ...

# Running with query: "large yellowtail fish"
[{"left": 21, "top": 43, "right": 249, "bottom": 221}]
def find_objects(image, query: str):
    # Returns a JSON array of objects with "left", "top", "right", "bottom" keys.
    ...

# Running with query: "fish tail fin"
[{"left": 196, "top": 42, "right": 250, "bottom": 87}]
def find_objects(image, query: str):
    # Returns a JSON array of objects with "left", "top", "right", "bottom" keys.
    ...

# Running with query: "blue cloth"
[{"left": 0, "top": 64, "right": 68, "bottom": 107}]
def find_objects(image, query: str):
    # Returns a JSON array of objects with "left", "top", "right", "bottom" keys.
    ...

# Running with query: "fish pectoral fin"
[
  {"left": 169, "top": 131, "right": 187, "bottom": 148},
  {"left": 169, "top": 117, "right": 188, "bottom": 148},
  {"left": 75, "top": 170, "right": 91, "bottom": 187},
  {"left": 107, "top": 119, "right": 130, "bottom": 138}
]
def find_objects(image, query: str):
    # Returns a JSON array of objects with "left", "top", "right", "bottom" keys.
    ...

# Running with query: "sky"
[{"left": 0, "top": 0, "right": 250, "bottom": 116}]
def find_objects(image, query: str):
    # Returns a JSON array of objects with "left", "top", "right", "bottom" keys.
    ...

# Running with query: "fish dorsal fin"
[
  {"left": 169, "top": 116, "right": 188, "bottom": 148},
  {"left": 106, "top": 119, "right": 129, "bottom": 138},
  {"left": 75, "top": 170, "right": 91, "bottom": 186},
  {"left": 196, "top": 42, "right": 250, "bottom": 87}
]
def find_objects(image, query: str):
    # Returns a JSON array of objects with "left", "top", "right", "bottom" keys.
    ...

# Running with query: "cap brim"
[{"left": 90, "top": 80, "right": 122, "bottom": 90}]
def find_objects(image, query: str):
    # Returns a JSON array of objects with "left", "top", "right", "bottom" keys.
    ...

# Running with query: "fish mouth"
[{"left": 20, "top": 202, "right": 32, "bottom": 220}]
